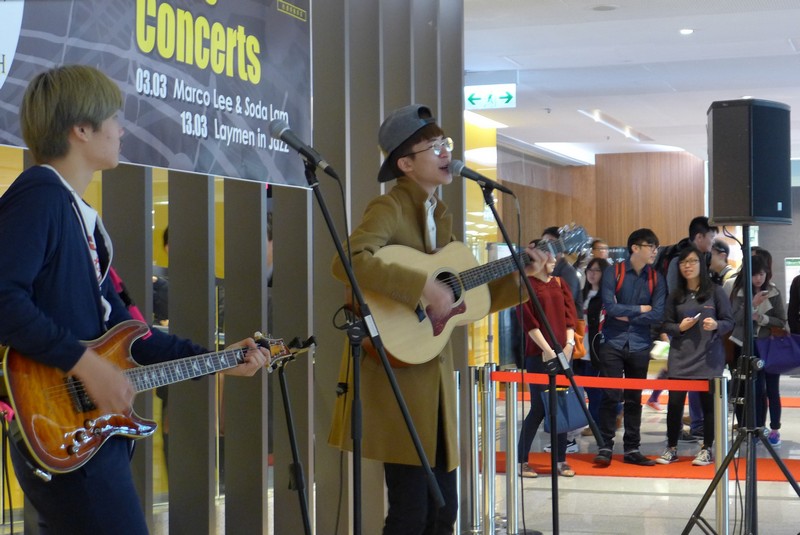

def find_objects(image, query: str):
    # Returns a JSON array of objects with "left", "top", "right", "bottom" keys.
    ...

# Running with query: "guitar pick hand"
[
  {"left": 423, "top": 277, "right": 455, "bottom": 320},
  {"left": 69, "top": 348, "right": 135, "bottom": 414}
]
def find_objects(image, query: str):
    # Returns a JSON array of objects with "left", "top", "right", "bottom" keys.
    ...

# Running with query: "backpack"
[
  {"left": 597, "top": 262, "right": 657, "bottom": 342},
  {"left": 652, "top": 239, "right": 688, "bottom": 280}
]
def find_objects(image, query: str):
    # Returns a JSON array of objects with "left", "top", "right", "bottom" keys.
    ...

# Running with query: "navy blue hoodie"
[{"left": 0, "top": 165, "right": 204, "bottom": 372}]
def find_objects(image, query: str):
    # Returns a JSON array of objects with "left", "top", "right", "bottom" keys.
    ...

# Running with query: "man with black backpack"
[
  {"left": 659, "top": 216, "right": 718, "bottom": 292},
  {"left": 593, "top": 229, "right": 666, "bottom": 467}
]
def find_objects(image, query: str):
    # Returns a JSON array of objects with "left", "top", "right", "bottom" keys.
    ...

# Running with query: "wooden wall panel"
[
  {"left": 499, "top": 150, "right": 704, "bottom": 248},
  {"left": 596, "top": 152, "right": 705, "bottom": 247}
]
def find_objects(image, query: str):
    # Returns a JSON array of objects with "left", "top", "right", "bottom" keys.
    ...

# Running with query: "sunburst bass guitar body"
[{"left": 3, "top": 320, "right": 291, "bottom": 474}]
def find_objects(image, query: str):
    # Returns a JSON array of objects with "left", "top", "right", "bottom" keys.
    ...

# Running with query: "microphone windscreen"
[
  {"left": 449, "top": 159, "right": 465, "bottom": 176},
  {"left": 269, "top": 119, "right": 289, "bottom": 139}
]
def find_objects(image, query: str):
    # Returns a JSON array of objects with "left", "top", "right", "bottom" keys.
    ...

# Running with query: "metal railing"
[{"left": 464, "top": 367, "right": 730, "bottom": 534}]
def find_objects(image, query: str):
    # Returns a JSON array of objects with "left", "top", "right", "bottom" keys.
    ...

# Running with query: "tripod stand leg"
[
  {"left": 682, "top": 430, "right": 748, "bottom": 535},
  {"left": 757, "top": 434, "right": 800, "bottom": 497}
]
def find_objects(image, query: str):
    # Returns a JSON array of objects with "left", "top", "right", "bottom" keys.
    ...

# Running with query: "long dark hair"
[
  {"left": 582, "top": 257, "right": 610, "bottom": 299},
  {"left": 731, "top": 254, "right": 770, "bottom": 296},
  {"left": 674, "top": 245, "right": 713, "bottom": 303}
]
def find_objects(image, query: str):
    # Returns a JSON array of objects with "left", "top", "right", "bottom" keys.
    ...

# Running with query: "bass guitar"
[{"left": 3, "top": 320, "right": 297, "bottom": 474}]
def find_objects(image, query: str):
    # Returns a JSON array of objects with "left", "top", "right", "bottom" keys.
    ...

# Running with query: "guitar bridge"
[{"left": 65, "top": 376, "right": 96, "bottom": 413}]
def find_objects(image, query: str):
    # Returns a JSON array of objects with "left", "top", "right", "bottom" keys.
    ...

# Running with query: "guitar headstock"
[
  {"left": 254, "top": 332, "right": 294, "bottom": 372},
  {"left": 254, "top": 332, "right": 316, "bottom": 372},
  {"left": 553, "top": 224, "right": 591, "bottom": 255}
]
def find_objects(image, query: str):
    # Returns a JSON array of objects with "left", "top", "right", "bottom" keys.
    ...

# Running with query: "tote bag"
[
  {"left": 755, "top": 333, "right": 800, "bottom": 374},
  {"left": 541, "top": 387, "right": 588, "bottom": 434}
]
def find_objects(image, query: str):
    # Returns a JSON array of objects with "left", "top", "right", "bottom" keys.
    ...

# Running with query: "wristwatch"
[{"left": 566, "top": 340, "right": 576, "bottom": 346}]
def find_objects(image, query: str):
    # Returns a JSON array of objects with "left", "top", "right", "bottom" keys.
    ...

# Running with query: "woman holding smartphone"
[
  {"left": 729, "top": 252, "right": 787, "bottom": 442},
  {"left": 656, "top": 246, "right": 734, "bottom": 466}
]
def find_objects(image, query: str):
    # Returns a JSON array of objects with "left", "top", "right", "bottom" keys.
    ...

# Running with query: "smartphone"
[
  {"left": 691, "top": 312, "right": 701, "bottom": 320},
  {"left": 760, "top": 290, "right": 769, "bottom": 295}
]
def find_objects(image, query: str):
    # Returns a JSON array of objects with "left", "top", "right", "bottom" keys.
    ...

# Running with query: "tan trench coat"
[{"left": 328, "top": 177, "right": 524, "bottom": 471}]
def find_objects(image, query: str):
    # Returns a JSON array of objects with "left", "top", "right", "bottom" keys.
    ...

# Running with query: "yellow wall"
[
  {"left": 463, "top": 121, "right": 503, "bottom": 366},
  {"left": 152, "top": 169, "right": 227, "bottom": 279}
]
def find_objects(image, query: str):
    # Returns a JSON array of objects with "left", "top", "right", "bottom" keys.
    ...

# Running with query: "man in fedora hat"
[{"left": 328, "top": 104, "right": 544, "bottom": 533}]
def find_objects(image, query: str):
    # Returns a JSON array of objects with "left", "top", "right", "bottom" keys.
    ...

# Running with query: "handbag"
[
  {"left": 755, "top": 333, "right": 800, "bottom": 374},
  {"left": 573, "top": 319, "right": 587, "bottom": 359},
  {"left": 540, "top": 387, "right": 588, "bottom": 434}
]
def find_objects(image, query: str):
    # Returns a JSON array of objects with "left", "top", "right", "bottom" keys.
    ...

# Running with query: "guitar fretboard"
[
  {"left": 125, "top": 348, "right": 247, "bottom": 392},
  {"left": 457, "top": 239, "right": 565, "bottom": 291}
]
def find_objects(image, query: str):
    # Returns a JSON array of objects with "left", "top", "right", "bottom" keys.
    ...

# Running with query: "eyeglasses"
[
  {"left": 636, "top": 243, "right": 658, "bottom": 250},
  {"left": 679, "top": 258, "right": 700, "bottom": 266},
  {"left": 593, "top": 246, "right": 609, "bottom": 251},
  {"left": 402, "top": 137, "right": 454, "bottom": 157}
]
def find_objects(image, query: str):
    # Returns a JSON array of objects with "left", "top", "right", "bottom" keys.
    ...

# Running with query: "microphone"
[
  {"left": 449, "top": 159, "right": 515, "bottom": 196},
  {"left": 269, "top": 119, "right": 339, "bottom": 179}
]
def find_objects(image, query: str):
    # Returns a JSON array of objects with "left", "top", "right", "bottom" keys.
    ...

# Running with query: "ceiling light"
[
  {"left": 577, "top": 108, "right": 652, "bottom": 143},
  {"left": 496, "top": 134, "right": 594, "bottom": 166},
  {"left": 679, "top": 28, "right": 694, "bottom": 36},
  {"left": 464, "top": 147, "right": 498, "bottom": 168},
  {"left": 463, "top": 110, "right": 508, "bottom": 129},
  {"left": 534, "top": 143, "right": 595, "bottom": 165}
]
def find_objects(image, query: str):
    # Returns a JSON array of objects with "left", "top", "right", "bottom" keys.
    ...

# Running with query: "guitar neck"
[
  {"left": 460, "top": 239, "right": 564, "bottom": 291},
  {"left": 124, "top": 347, "right": 247, "bottom": 393}
]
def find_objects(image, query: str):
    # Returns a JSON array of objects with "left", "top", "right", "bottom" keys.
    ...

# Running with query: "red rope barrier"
[{"left": 491, "top": 370, "right": 710, "bottom": 392}]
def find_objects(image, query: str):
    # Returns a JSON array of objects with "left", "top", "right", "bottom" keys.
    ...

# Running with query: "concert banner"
[{"left": 0, "top": 0, "right": 311, "bottom": 186}]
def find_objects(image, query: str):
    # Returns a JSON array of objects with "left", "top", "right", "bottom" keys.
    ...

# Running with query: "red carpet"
[
  {"left": 497, "top": 451, "right": 800, "bottom": 481},
  {"left": 497, "top": 390, "right": 800, "bottom": 408}
]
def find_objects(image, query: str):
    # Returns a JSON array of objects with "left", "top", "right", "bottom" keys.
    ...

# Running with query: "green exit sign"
[{"left": 464, "top": 83, "right": 516, "bottom": 110}]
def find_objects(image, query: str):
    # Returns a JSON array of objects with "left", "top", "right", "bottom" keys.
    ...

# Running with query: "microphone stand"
[
  {"left": 476, "top": 185, "right": 601, "bottom": 535},
  {"left": 273, "top": 339, "right": 316, "bottom": 535},
  {"left": 301, "top": 160, "right": 443, "bottom": 535}
]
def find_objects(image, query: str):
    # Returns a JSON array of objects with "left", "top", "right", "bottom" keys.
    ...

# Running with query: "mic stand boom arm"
[{"left": 302, "top": 161, "right": 444, "bottom": 534}]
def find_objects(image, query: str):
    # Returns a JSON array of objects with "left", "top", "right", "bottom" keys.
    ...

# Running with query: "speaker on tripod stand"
[
  {"left": 684, "top": 99, "right": 799, "bottom": 534},
  {"left": 708, "top": 98, "right": 791, "bottom": 224}
]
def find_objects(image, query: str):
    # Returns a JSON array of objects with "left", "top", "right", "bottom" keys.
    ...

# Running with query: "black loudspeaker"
[{"left": 707, "top": 99, "right": 792, "bottom": 225}]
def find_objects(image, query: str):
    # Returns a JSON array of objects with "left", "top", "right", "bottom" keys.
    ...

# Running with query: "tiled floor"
[{"left": 491, "top": 373, "right": 800, "bottom": 535}]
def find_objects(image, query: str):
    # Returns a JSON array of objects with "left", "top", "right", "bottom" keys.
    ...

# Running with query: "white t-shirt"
[{"left": 47, "top": 165, "right": 113, "bottom": 321}]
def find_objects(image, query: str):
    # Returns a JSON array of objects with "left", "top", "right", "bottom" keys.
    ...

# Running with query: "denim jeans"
[{"left": 597, "top": 344, "right": 650, "bottom": 451}]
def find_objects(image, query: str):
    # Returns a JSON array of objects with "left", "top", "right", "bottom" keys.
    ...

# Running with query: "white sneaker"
[
  {"left": 692, "top": 448, "right": 713, "bottom": 466},
  {"left": 655, "top": 447, "right": 678, "bottom": 464}
]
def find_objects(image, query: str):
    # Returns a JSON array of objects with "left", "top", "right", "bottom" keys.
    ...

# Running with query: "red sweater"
[{"left": 516, "top": 276, "right": 577, "bottom": 357}]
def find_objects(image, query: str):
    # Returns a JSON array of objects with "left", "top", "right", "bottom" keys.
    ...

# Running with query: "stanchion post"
[
  {"left": 713, "top": 376, "right": 729, "bottom": 535},
  {"left": 480, "top": 363, "right": 497, "bottom": 535},
  {"left": 505, "top": 378, "right": 519, "bottom": 535},
  {"left": 454, "top": 370, "right": 461, "bottom": 535},
  {"left": 469, "top": 367, "right": 481, "bottom": 533}
]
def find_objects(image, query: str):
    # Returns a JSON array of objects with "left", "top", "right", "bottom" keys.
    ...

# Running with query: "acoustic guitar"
[
  {"left": 359, "top": 225, "right": 589, "bottom": 366},
  {"left": 3, "top": 320, "right": 294, "bottom": 474}
]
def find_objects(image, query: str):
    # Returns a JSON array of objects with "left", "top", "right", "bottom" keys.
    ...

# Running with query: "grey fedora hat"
[{"left": 377, "top": 104, "right": 436, "bottom": 182}]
